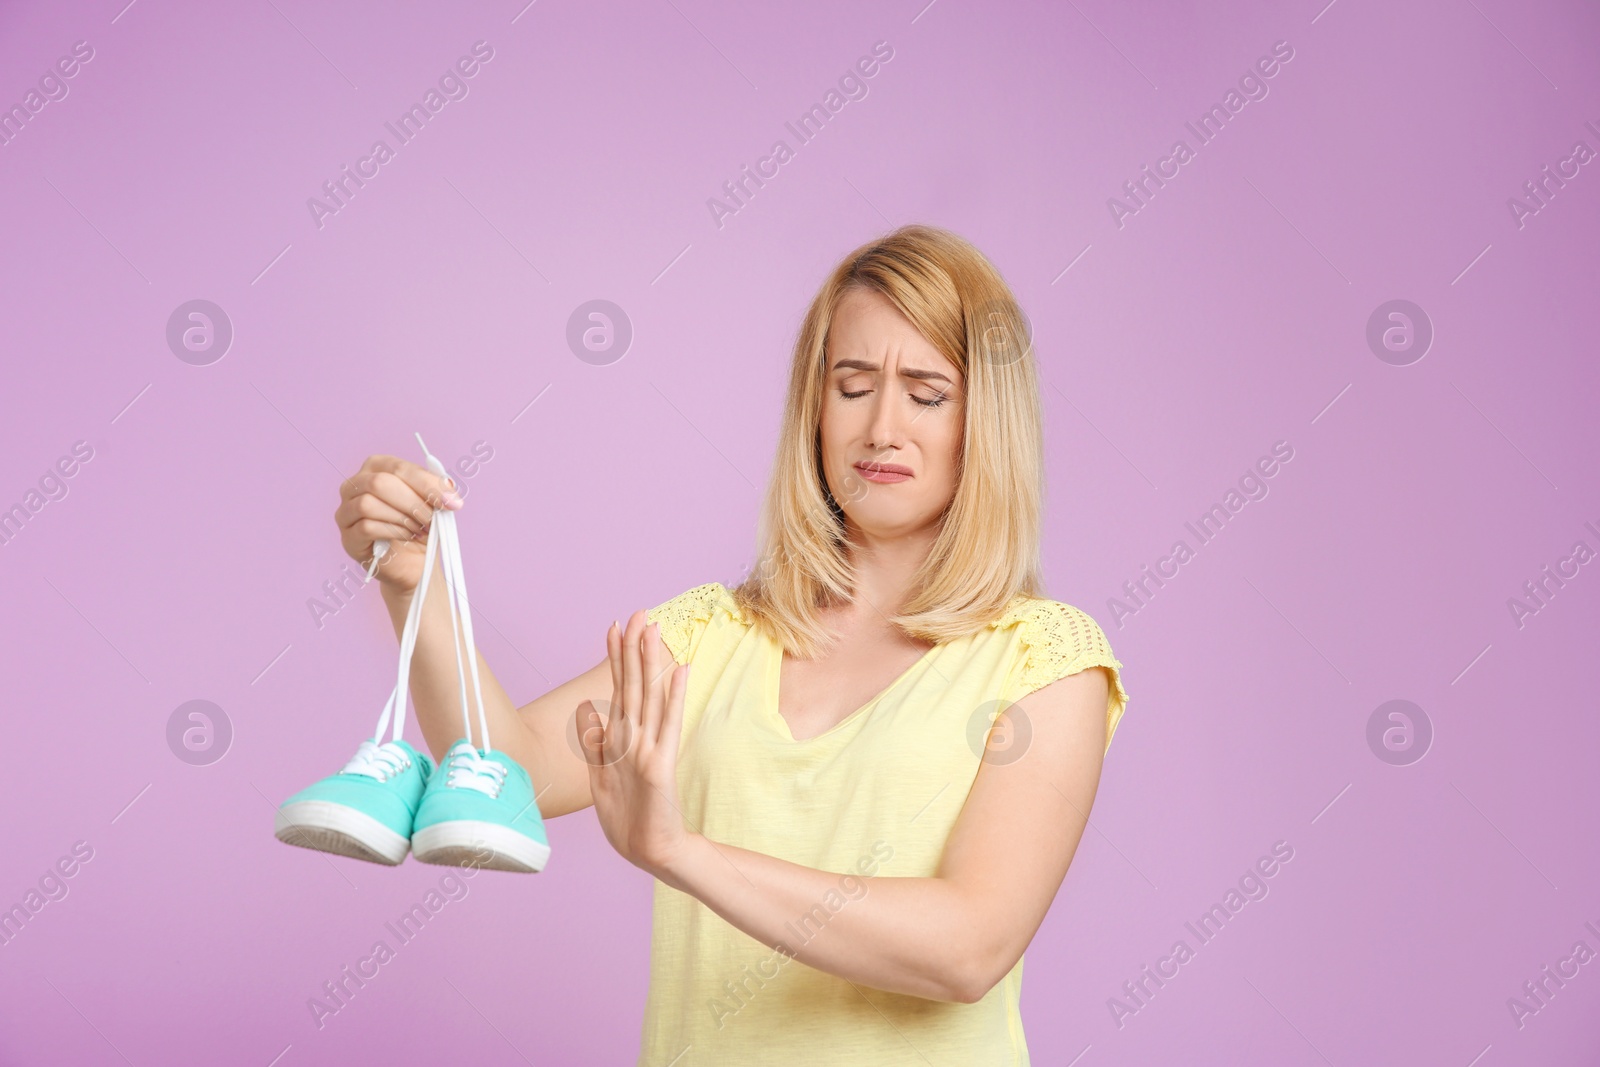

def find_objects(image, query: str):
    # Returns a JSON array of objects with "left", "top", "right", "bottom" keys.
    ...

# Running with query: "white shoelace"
[
  {"left": 354, "top": 432, "right": 497, "bottom": 787},
  {"left": 441, "top": 740, "right": 508, "bottom": 797},
  {"left": 341, "top": 737, "right": 413, "bottom": 782},
  {"left": 365, "top": 447, "right": 442, "bottom": 753},
  {"left": 431, "top": 483, "right": 491, "bottom": 752},
  {"left": 430, "top": 472, "right": 502, "bottom": 797}
]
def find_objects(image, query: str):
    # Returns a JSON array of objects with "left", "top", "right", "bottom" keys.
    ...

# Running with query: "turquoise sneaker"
[
  {"left": 405, "top": 452, "right": 551, "bottom": 874},
  {"left": 411, "top": 740, "right": 551, "bottom": 873},
  {"left": 275, "top": 435, "right": 448, "bottom": 867},
  {"left": 275, "top": 739, "right": 435, "bottom": 865}
]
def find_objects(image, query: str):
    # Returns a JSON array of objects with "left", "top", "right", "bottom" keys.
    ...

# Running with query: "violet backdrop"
[{"left": 1, "top": 0, "right": 1597, "bottom": 1064}]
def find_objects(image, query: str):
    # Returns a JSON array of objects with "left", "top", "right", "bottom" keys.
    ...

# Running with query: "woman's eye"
[{"left": 837, "top": 388, "right": 948, "bottom": 408}]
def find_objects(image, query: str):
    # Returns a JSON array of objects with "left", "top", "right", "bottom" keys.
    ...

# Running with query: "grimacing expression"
[{"left": 819, "top": 288, "right": 965, "bottom": 541}]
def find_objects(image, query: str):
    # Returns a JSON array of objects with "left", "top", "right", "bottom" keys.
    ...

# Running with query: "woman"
[{"left": 333, "top": 224, "right": 1130, "bottom": 1065}]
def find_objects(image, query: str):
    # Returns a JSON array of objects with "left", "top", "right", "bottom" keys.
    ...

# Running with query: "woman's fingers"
[
  {"left": 599, "top": 621, "right": 639, "bottom": 766},
  {"left": 575, "top": 700, "right": 604, "bottom": 768},
  {"left": 367, "top": 469, "right": 442, "bottom": 530},
  {"left": 348, "top": 455, "right": 458, "bottom": 509},
  {"left": 606, "top": 619, "right": 623, "bottom": 696},
  {"left": 621, "top": 611, "right": 645, "bottom": 734},
  {"left": 658, "top": 662, "right": 688, "bottom": 762},
  {"left": 347, "top": 518, "right": 419, "bottom": 546},
  {"left": 638, "top": 621, "right": 664, "bottom": 747},
  {"left": 335, "top": 491, "right": 426, "bottom": 538},
  {"left": 343, "top": 460, "right": 458, "bottom": 541},
  {"left": 590, "top": 614, "right": 668, "bottom": 769},
  {"left": 332, "top": 452, "right": 460, "bottom": 596}
]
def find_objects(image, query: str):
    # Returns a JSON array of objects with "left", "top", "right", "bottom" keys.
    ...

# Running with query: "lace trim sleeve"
[
  {"left": 644, "top": 582, "right": 736, "bottom": 665},
  {"left": 995, "top": 598, "right": 1131, "bottom": 751}
]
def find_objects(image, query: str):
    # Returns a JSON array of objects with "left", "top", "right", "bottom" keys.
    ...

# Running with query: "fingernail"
[{"left": 442, "top": 490, "right": 464, "bottom": 509}]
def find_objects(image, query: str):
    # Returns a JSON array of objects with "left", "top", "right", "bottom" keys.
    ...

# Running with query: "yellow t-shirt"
[{"left": 638, "top": 581, "right": 1129, "bottom": 1066}]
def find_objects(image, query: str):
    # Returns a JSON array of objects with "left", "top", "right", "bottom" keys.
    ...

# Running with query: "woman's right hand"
[{"left": 335, "top": 454, "right": 463, "bottom": 593}]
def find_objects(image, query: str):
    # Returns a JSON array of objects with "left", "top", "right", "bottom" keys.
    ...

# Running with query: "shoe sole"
[
  {"left": 411, "top": 820, "right": 551, "bottom": 873},
  {"left": 275, "top": 800, "right": 411, "bottom": 866}
]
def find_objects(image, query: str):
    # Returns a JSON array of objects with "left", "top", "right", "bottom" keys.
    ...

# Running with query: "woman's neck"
[{"left": 840, "top": 524, "right": 939, "bottom": 620}]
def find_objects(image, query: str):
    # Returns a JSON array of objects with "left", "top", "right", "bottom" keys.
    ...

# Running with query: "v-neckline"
[{"left": 763, "top": 634, "right": 940, "bottom": 744}]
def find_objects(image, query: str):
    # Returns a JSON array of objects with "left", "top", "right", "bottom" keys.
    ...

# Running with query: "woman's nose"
[{"left": 866, "top": 390, "right": 903, "bottom": 450}]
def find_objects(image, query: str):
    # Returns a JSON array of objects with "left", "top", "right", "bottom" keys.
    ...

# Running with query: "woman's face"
[{"left": 819, "top": 287, "right": 966, "bottom": 542}]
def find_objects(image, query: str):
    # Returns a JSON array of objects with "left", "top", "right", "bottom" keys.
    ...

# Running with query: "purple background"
[{"left": 2, "top": 0, "right": 1597, "bottom": 1063}]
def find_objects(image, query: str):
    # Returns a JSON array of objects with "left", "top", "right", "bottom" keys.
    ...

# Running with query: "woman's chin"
[{"left": 843, "top": 511, "right": 940, "bottom": 542}]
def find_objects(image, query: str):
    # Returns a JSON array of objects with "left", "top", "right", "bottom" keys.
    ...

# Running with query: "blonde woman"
[{"left": 334, "top": 224, "right": 1130, "bottom": 1065}]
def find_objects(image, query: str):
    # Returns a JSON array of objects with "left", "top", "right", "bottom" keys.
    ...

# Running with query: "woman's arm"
[
  {"left": 336, "top": 452, "right": 610, "bottom": 819},
  {"left": 381, "top": 576, "right": 609, "bottom": 819},
  {"left": 590, "top": 611, "right": 1110, "bottom": 1003}
]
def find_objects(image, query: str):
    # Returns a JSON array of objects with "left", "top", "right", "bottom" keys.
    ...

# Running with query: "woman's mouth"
[{"left": 855, "top": 461, "right": 913, "bottom": 483}]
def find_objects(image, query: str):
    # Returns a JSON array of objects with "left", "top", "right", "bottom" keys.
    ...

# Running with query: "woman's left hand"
[{"left": 577, "top": 611, "right": 695, "bottom": 879}]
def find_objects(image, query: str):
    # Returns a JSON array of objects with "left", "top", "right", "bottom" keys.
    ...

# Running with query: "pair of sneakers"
[{"left": 274, "top": 434, "right": 550, "bottom": 874}]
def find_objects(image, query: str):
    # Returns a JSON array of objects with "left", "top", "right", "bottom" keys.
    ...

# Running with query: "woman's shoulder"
[
  {"left": 646, "top": 580, "right": 745, "bottom": 619},
  {"left": 987, "top": 594, "right": 1129, "bottom": 705},
  {"left": 644, "top": 581, "right": 747, "bottom": 664},
  {"left": 987, "top": 592, "right": 1110, "bottom": 637}
]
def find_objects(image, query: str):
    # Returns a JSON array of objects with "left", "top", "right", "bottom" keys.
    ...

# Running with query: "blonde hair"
[{"left": 729, "top": 224, "right": 1047, "bottom": 658}]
